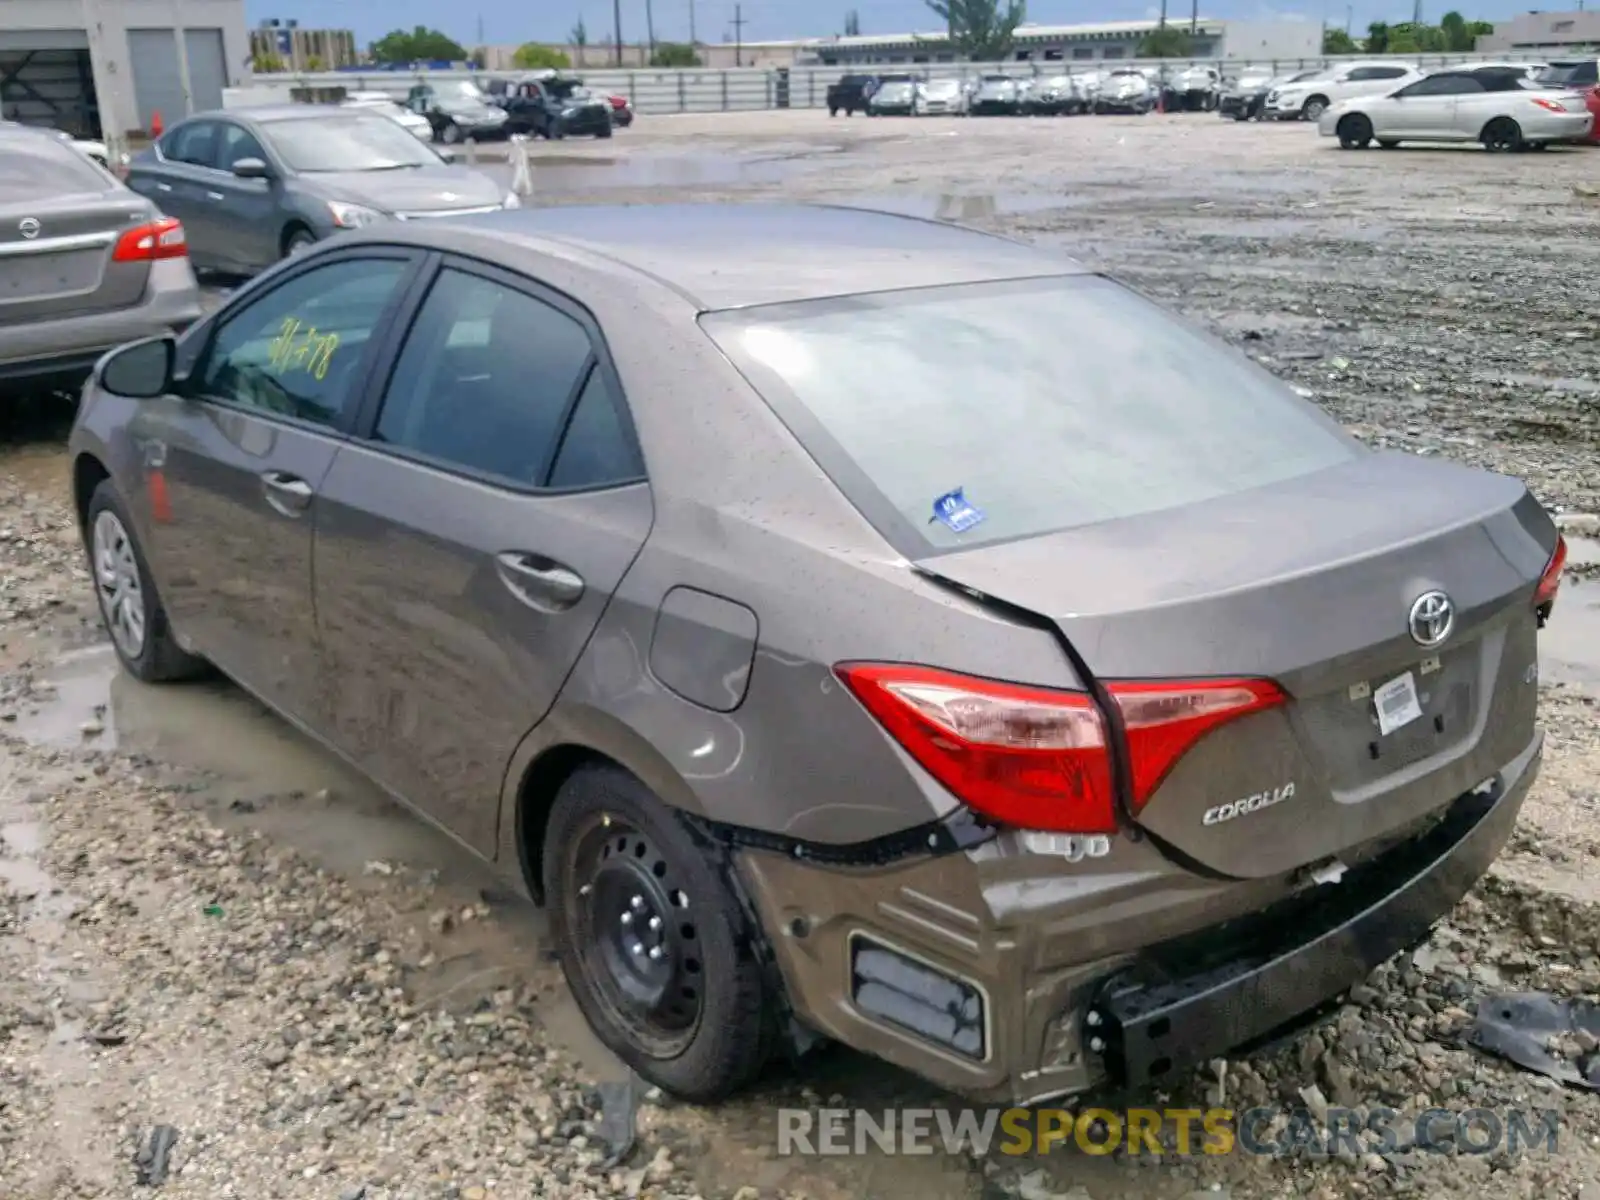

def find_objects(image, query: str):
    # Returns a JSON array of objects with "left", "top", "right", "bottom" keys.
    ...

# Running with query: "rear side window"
[
  {"left": 372, "top": 267, "right": 593, "bottom": 486},
  {"left": 0, "top": 134, "right": 112, "bottom": 200},
  {"left": 548, "top": 367, "right": 643, "bottom": 489},
  {"left": 702, "top": 275, "right": 1361, "bottom": 554}
]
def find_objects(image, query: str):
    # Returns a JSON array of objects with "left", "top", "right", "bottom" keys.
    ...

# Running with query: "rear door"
[
  {"left": 135, "top": 248, "right": 425, "bottom": 722},
  {"left": 311, "top": 256, "right": 653, "bottom": 856},
  {"left": 129, "top": 120, "right": 223, "bottom": 264},
  {"left": 0, "top": 132, "right": 155, "bottom": 328}
]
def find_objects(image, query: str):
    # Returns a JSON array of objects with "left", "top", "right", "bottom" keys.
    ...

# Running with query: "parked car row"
[{"left": 829, "top": 68, "right": 1221, "bottom": 118}]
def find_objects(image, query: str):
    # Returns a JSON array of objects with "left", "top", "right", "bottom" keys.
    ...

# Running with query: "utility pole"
[
  {"left": 1411, "top": 0, "right": 1422, "bottom": 26},
  {"left": 646, "top": 0, "right": 656, "bottom": 56},
  {"left": 612, "top": 0, "right": 623, "bottom": 65},
  {"left": 732, "top": 3, "right": 745, "bottom": 65},
  {"left": 1346, "top": 4, "right": 1352, "bottom": 32},
  {"left": 689, "top": 0, "right": 697, "bottom": 46},
  {"left": 1189, "top": 0, "right": 1197, "bottom": 35},
  {"left": 1158, "top": 0, "right": 1167, "bottom": 28}
]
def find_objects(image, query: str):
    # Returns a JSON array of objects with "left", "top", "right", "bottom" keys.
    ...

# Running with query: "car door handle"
[
  {"left": 153, "top": 181, "right": 172, "bottom": 191},
  {"left": 260, "top": 471, "right": 313, "bottom": 516},
  {"left": 205, "top": 190, "right": 224, "bottom": 200},
  {"left": 495, "top": 552, "right": 585, "bottom": 610}
]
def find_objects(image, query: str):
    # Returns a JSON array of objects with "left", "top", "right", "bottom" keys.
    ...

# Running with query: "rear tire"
[
  {"left": 1302, "top": 96, "right": 1328, "bottom": 121},
  {"left": 1337, "top": 113, "right": 1373, "bottom": 149},
  {"left": 596, "top": 123, "right": 613, "bottom": 139},
  {"left": 84, "top": 481, "right": 208, "bottom": 684},
  {"left": 544, "top": 765, "right": 772, "bottom": 1103},
  {"left": 441, "top": 121, "right": 463, "bottom": 144},
  {"left": 1482, "top": 117, "right": 1522, "bottom": 152}
]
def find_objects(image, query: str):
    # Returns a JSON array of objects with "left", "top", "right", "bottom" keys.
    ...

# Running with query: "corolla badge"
[
  {"left": 18, "top": 217, "right": 41, "bottom": 239},
  {"left": 1204, "top": 782, "right": 1295, "bottom": 826},
  {"left": 1408, "top": 590, "right": 1454, "bottom": 648}
]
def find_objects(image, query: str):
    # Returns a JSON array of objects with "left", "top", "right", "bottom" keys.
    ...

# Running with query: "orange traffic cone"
[{"left": 149, "top": 110, "right": 163, "bottom": 137}]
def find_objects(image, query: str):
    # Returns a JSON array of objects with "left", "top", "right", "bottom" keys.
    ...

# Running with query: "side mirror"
[
  {"left": 231, "top": 156, "right": 270, "bottom": 178},
  {"left": 99, "top": 335, "right": 175, "bottom": 399}
]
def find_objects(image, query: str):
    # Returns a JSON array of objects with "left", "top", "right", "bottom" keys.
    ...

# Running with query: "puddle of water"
[
  {"left": 530, "top": 151, "right": 799, "bottom": 191},
  {"left": 1541, "top": 576, "right": 1600, "bottom": 688}
]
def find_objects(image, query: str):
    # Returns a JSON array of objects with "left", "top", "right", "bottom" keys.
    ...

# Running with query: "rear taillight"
[
  {"left": 1532, "top": 97, "right": 1568, "bottom": 112},
  {"left": 835, "top": 663, "right": 1286, "bottom": 835},
  {"left": 111, "top": 217, "right": 187, "bottom": 262},
  {"left": 1535, "top": 534, "right": 1567, "bottom": 621}
]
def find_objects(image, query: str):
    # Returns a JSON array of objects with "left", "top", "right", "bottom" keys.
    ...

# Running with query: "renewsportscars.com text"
[{"left": 776, "top": 1106, "right": 1563, "bottom": 1158}]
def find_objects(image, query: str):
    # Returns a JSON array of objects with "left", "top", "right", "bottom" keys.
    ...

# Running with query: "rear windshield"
[
  {"left": 0, "top": 133, "right": 112, "bottom": 200},
  {"left": 701, "top": 275, "right": 1361, "bottom": 554},
  {"left": 1536, "top": 61, "right": 1598, "bottom": 85}
]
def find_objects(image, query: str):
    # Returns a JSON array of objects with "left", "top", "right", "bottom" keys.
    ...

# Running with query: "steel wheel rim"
[
  {"left": 92, "top": 510, "right": 146, "bottom": 659},
  {"left": 565, "top": 816, "right": 704, "bottom": 1058}
]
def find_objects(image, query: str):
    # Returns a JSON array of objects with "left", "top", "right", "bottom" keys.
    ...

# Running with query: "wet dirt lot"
[{"left": 3, "top": 111, "right": 1600, "bottom": 1200}]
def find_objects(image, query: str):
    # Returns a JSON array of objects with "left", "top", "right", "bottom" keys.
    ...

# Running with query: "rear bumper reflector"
[
  {"left": 1084, "top": 733, "right": 1540, "bottom": 1090},
  {"left": 850, "top": 934, "right": 987, "bottom": 1060}
]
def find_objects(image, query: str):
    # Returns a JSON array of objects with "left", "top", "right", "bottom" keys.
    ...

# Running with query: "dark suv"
[
  {"left": 827, "top": 74, "right": 875, "bottom": 116},
  {"left": 497, "top": 72, "right": 613, "bottom": 140}
]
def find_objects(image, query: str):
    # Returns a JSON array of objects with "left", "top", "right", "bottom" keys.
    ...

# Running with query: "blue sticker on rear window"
[{"left": 931, "top": 487, "right": 985, "bottom": 533}]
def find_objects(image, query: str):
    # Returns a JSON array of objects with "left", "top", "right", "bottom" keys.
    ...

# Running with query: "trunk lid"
[
  {"left": 917, "top": 452, "right": 1553, "bottom": 879},
  {"left": 0, "top": 185, "right": 152, "bottom": 326}
]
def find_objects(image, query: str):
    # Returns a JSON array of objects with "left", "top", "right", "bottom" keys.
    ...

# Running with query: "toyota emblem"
[
  {"left": 17, "top": 217, "right": 40, "bottom": 239},
  {"left": 1408, "top": 590, "right": 1454, "bottom": 648}
]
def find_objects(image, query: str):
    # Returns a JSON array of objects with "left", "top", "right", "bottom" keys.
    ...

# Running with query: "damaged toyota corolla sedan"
[{"left": 66, "top": 203, "right": 1566, "bottom": 1106}]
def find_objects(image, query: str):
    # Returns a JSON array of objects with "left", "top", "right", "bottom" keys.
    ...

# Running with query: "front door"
[
  {"left": 312, "top": 259, "right": 653, "bottom": 855},
  {"left": 135, "top": 249, "right": 424, "bottom": 721},
  {"left": 204, "top": 120, "right": 282, "bottom": 271}
]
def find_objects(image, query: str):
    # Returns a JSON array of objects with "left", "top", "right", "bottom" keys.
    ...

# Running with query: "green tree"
[
  {"left": 844, "top": 9, "right": 862, "bottom": 35},
  {"left": 1322, "top": 27, "right": 1357, "bottom": 53},
  {"left": 924, "top": 0, "right": 1026, "bottom": 60},
  {"left": 512, "top": 42, "right": 572, "bottom": 68},
  {"left": 1365, "top": 20, "right": 1389, "bottom": 51},
  {"left": 252, "top": 52, "right": 287, "bottom": 72},
  {"left": 1387, "top": 28, "right": 1420, "bottom": 52},
  {"left": 369, "top": 26, "right": 469, "bottom": 64},
  {"left": 650, "top": 41, "right": 702, "bottom": 66},
  {"left": 1138, "top": 25, "right": 1193, "bottom": 56}
]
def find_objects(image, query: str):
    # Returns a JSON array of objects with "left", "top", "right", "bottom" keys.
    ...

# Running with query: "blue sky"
[{"left": 245, "top": 0, "right": 1532, "bottom": 50}]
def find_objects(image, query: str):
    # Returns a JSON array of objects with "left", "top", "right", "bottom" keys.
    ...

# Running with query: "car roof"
[{"left": 407, "top": 203, "right": 1088, "bottom": 310}]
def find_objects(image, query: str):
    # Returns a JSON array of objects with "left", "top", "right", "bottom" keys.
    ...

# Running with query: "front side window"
[
  {"left": 195, "top": 258, "right": 410, "bottom": 426},
  {"left": 371, "top": 268, "right": 594, "bottom": 486},
  {"left": 702, "top": 275, "right": 1362, "bottom": 554},
  {"left": 217, "top": 122, "right": 268, "bottom": 170}
]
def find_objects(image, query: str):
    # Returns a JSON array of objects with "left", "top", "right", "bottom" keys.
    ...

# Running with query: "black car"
[
  {"left": 496, "top": 72, "right": 613, "bottom": 140},
  {"left": 826, "top": 73, "right": 875, "bottom": 116},
  {"left": 405, "top": 80, "right": 510, "bottom": 143}
]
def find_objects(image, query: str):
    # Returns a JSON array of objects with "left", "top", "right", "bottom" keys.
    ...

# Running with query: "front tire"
[
  {"left": 85, "top": 481, "right": 207, "bottom": 683},
  {"left": 282, "top": 225, "right": 316, "bottom": 258},
  {"left": 1302, "top": 96, "right": 1328, "bottom": 121},
  {"left": 1337, "top": 113, "right": 1373, "bottom": 149},
  {"left": 544, "top": 765, "right": 772, "bottom": 1103},
  {"left": 440, "top": 121, "right": 463, "bottom": 145}
]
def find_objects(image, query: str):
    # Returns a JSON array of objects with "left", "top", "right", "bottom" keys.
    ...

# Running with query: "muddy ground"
[{"left": 2, "top": 111, "right": 1599, "bottom": 1200}]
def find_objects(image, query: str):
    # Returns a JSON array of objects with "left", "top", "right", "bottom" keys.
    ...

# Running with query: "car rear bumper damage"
[{"left": 735, "top": 730, "right": 1540, "bottom": 1105}]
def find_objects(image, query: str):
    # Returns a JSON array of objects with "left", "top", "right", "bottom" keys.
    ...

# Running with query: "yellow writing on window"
[{"left": 267, "top": 315, "right": 340, "bottom": 382}]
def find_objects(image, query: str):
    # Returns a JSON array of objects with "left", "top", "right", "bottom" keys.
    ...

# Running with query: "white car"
[
  {"left": 1265, "top": 61, "right": 1420, "bottom": 121},
  {"left": 916, "top": 78, "right": 968, "bottom": 115},
  {"left": 342, "top": 90, "right": 435, "bottom": 141},
  {"left": 1096, "top": 68, "right": 1159, "bottom": 114},
  {"left": 1318, "top": 66, "right": 1592, "bottom": 151}
]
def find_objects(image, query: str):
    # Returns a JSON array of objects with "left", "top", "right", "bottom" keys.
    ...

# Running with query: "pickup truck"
[{"left": 827, "top": 74, "right": 875, "bottom": 116}]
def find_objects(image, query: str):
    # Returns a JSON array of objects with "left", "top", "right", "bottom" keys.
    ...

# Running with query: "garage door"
[
  {"left": 0, "top": 30, "right": 98, "bottom": 137},
  {"left": 128, "top": 26, "right": 227, "bottom": 131}
]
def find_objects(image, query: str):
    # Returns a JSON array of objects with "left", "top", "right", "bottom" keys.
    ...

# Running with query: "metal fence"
[{"left": 235, "top": 55, "right": 1550, "bottom": 117}]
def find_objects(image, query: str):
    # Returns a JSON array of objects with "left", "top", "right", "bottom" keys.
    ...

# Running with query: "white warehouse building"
[{"left": 1, "top": 0, "right": 251, "bottom": 140}]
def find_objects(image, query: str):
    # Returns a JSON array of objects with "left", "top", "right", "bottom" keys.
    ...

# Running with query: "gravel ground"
[{"left": 2, "top": 110, "right": 1599, "bottom": 1200}]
